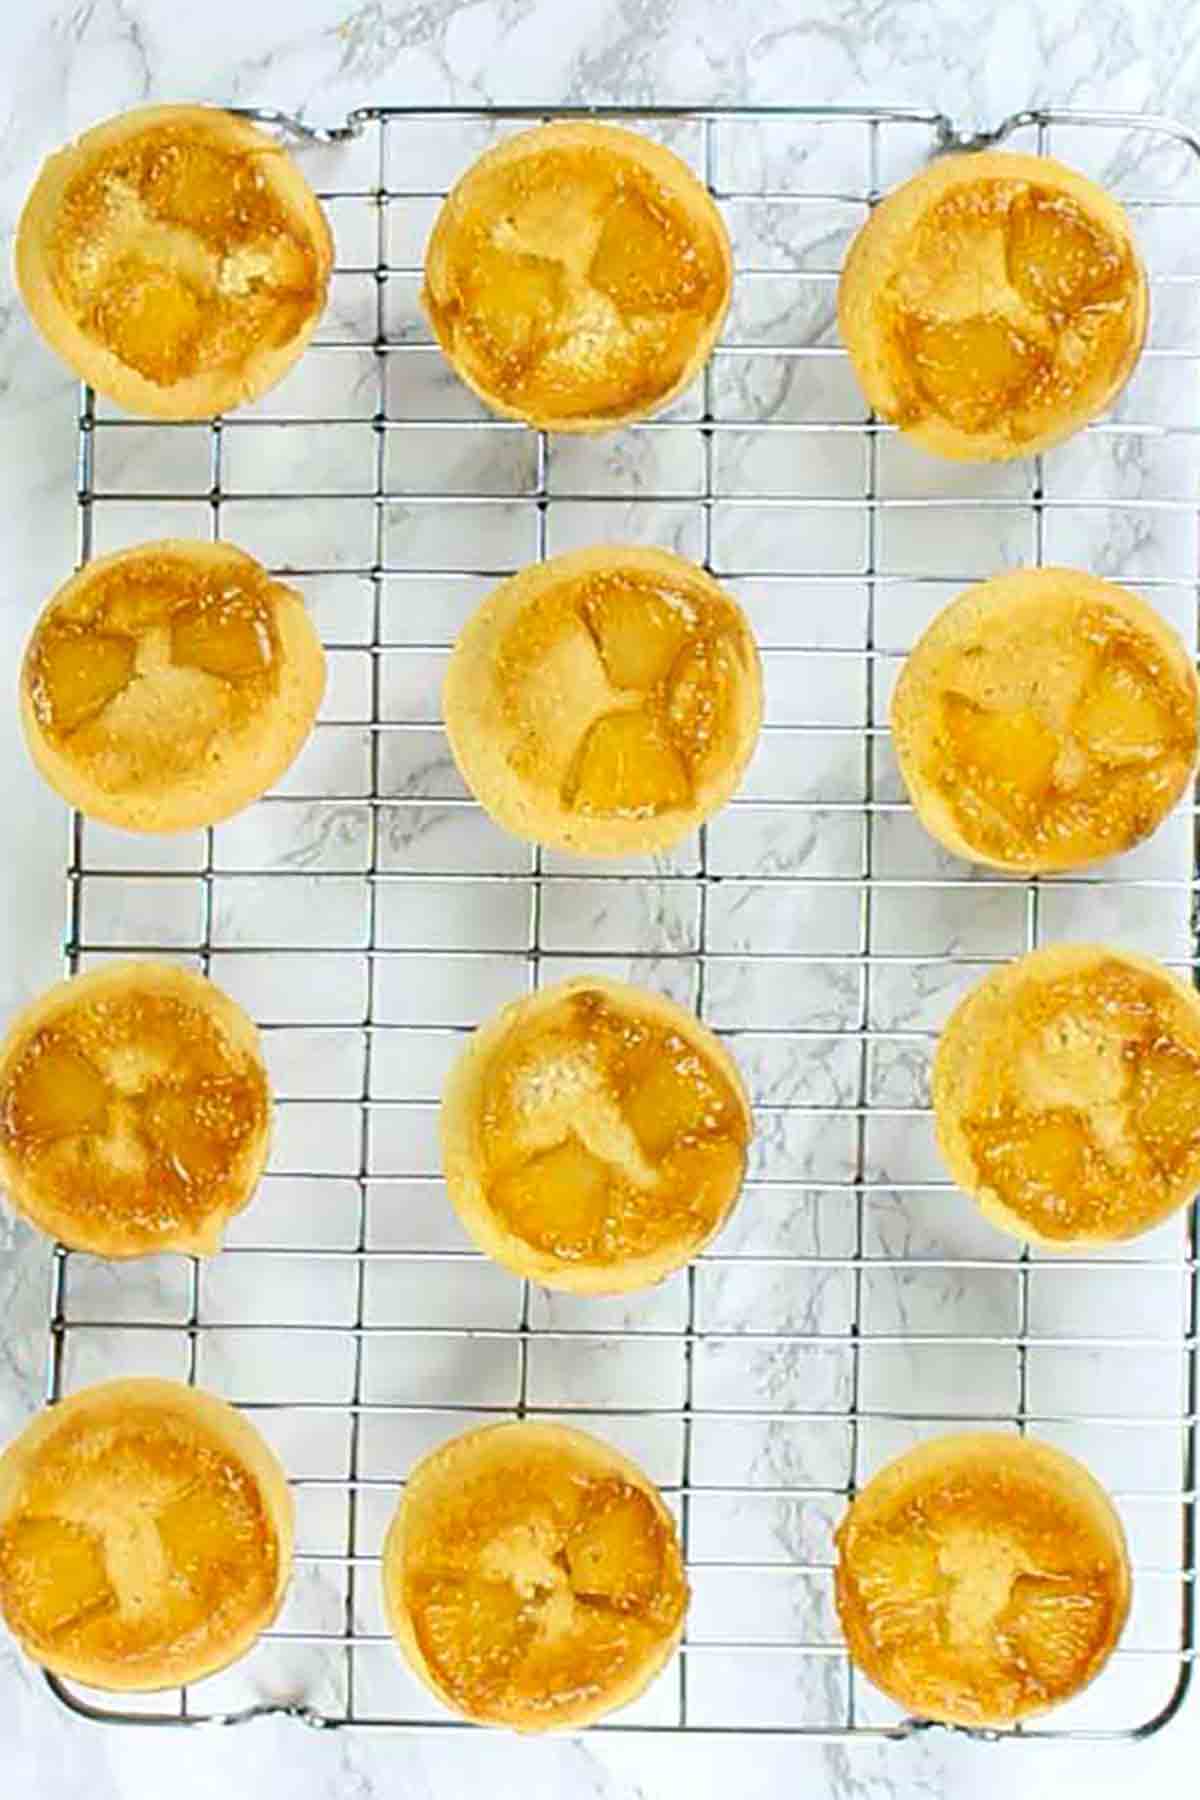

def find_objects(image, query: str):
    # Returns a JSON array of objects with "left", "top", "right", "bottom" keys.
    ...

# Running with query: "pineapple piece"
[
  {"left": 659, "top": 1136, "right": 746, "bottom": 1226},
  {"left": 580, "top": 579, "right": 690, "bottom": 692},
  {"left": 490, "top": 1136, "right": 612, "bottom": 1256},
  {"left": 623, "top": 1040, "right": 724, "bottom": 1160},
  {"left": 95, "top": 255, "right": 205, "bottom": 384},
  {"left": 589, "top": 186, "right": 708, "bottom": 313},
  {"left": 1002, "top": 1572, "right": 1111, "bottom": 1687},
  {"left": 1006, "top": 192, "right": 1123, "bottom": 316},
  {"left": 156, "top": 1483, "right": 235, "bottom": 1569},
  {"left": 1072, "top": 655, "right": 1174, "bottom": 762},
  {"left": 969, "top": 1108, "right": 1094, "bottom": 1235},
  {"left": 564, "top": 1479, "right": 663, "bottom": 1610},
  {"left": 1132, "top": 1045, "right": 1200, "bottom": 1163},
  {"left": 6, "top": 1040, "right": 111, "bottom": 1142},
  {"left": 137, "top": 1080, "right": 235, "bottom": 1183},
  {"left": 850, "top": 1528, "right": 946, "bottom": 1649},
  {"left": 170, "top": 598, "right": 274, "bottom": 681},
  {"left": 411, "top": 1572, "right": 537, "bottom": 1701},
  {"left": 143, "top": 141, "right": 239, "bottom": 234},
  {"left": 0, "top": 1515, "right": 114, "bottom": 1638},
  {"left": 463, "top": 244, "right": 567, "bottom": 362},
  {"left": 156, "top": 1476, "right": 250, "bottom": 1580},
  {"left": 564, "top": 709, "right": 692, "bottom": 817},
  {"left": 907, "top": 312, "right": 1042, "bottom": 430},
  {"left": 666, "top": 637, "right": 735, "bottom": 771},
  {"left": 942, "top": 692, "right": 1060, "bottom": 806},
  {"left": 35, "top": 630, "right": 137, "bottom": 733}
]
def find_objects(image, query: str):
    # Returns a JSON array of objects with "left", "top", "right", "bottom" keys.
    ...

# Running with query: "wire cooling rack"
[{"left": 38, "top": 105, "right": 1200, "bottom": 1740}]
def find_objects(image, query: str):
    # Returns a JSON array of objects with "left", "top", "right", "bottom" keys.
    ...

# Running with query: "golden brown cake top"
[
  {"left": 386, "top": 1421, "right": 687, "bottom": 1728},
  {"left": 934, "top": 945, "right": 1200, "bottom": 1247},
  {"left": 891, "top": 568, "right": 1197, "bottom": 873},
  {"left": 0, "top": 962, "right": 270, "bottom": 1257},
  {"left": 17, "top": 106, "right": 332, "bottom": 418},
  {"left": 445, "top": 977, "right": 751, "bottom": 1292},
  {"left": 0, "top": 1380, "right": 290, "bottom": 1690},
  {"left": 423, "top": 122, "right": 732, "bottom": 429},
  {"left": 21, "top": 539, "right": 325, "bottom": 833},
  {"left": 839, "top": 153, "right": 1146, "bottom": 460},
  {"left": 444, "top": 546, "right": 762, "bottom": 856},
  {"left": 835, "top": 1434, "right": 1129, "bottom": 1727}
]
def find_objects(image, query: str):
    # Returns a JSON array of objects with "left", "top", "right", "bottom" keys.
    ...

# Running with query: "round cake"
[
  {"left": 0, "top": 1378, "right": 293, "bottom": 1692},
  {"left": 423, "top": 121, "right": 732, "bottom": 431},
  {"left": 382, "top": 1420, "right": 688, "bottom": 1730},
  {"left": 0, "top": 961, "right": 271, "bottom": 1257},
  {"left": 16, "top": 104, "right": 333, "bottom": 419},
  {"left": 891, "top": 566, "right": 1198, "bottom": 874},
  {"left": 443, "top": 545, "right": 762, "bottom": 856},
  {"left": 933, "top": 943, "right": 1200, "bottom": 1249},
  {"left": 835, "top": 1432, "right": 1130, "bottom": 1727},
  {"left": 442, "top": 975, "right": 752, "bottom": 1293},
  {"left": 21, "top": 539, "right": 326, "bottom": 833},
  {"left": 838, "top": 151, "right": 1147, "bottom": 460}
]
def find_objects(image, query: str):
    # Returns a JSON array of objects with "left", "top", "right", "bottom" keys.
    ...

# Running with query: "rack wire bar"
[{"left": 44, "top": 103, "right": 1200, "bottom": 1740}]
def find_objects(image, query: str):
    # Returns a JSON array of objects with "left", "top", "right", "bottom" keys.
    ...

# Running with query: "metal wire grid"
[{"left": 36, "top": 104, "right": 1200, "bottom": 1740}]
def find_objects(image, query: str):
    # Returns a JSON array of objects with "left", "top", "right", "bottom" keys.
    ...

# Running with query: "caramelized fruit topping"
[
  {"left": 1005, "top": 189, "right": 1125, "bottom": 315},
  {"left": 49, "top": 122, "right": 323, "bottom": 388},
  {"left": 958, "top": 959, "right": 1200, "bottom": 1240},
  {"left": 170, "top": 596, "right": 274, "bottom": 679},
  {"left": 426, "top": 138, "right": 727, "bottom": 422},
  {"left": 26, "top": 550, "right": 284, "bottom": 795},
  {"left": 494, "top": 566, "right": 752, "bottom": 824},
  {"left": 880, "top": 179, "right": 1141, "bottom": 443},
  {"left": 403, "top": 1444, "right": 685, "bottom": 1722},
  {"left": 905, "top": 313, "right": 1047, "bottom": 435},
  {"left": 921, "top": 601, "right": 1196, "bottom": 868},
  {"left": 1071, "top": 650, "right": 1177, "bottom": 761},
  {"left": 838, "top": 1454, "right": 1123, "bottom": 1723},
  {"left": 33, "top": 629, "right": 139, "bottom": 733},
  {"left": 0, "top": 1409, "right": 277, "bottom": 1668},
  {"left": 941, "top": 692, "right": 1061, "bottom": 822},
  {"left": 564, "top": 710, "right": 692, "bottom": 817},
  {"left": 0, "top": 981, "right": 268, "bottom": 1253},
  {"left": 478, "top": 988, "right": 748, "bottom": 1269}
]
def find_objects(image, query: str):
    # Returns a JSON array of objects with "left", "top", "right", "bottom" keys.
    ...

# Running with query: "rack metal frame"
[{"left": 40, "top": 103, "right": 1200, "bottom": 1741}]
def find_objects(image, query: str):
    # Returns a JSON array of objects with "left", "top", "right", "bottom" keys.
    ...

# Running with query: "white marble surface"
[{"left": 4, "top": 1, "right": 1200, "bottom": 1796}]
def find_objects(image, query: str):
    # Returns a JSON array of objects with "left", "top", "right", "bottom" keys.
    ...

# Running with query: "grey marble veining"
[{"left": 4, "top": 2, "right": 1200, "bottom": 1797}]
